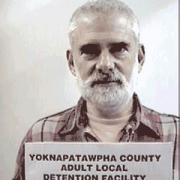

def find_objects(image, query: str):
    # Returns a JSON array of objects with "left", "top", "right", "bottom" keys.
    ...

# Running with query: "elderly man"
[{"left": 13, "top": 0, "right": 179, "bottom": 180}]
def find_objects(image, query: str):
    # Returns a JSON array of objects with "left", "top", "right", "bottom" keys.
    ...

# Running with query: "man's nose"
[{"left": 96, "top": 50, "right": 114, "bottom": 73}]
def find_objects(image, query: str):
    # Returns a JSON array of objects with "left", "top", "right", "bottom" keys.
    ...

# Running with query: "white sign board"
[{"left": 25, "top": 143, "right": 173, "bottom": 180}]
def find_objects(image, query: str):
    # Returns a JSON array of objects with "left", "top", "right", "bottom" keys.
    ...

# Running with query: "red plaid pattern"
[{"left": 12, "top": 94, "right": 179, "bottom": 180}]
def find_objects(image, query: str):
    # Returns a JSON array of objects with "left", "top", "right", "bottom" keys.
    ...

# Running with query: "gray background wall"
[{"left": 0, "top": 0, "right": 178, "bottom": 179}]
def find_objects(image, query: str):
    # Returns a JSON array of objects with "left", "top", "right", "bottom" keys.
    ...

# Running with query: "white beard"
[{"left": 75, "top": 61, "right": 139, "bottom": 106}]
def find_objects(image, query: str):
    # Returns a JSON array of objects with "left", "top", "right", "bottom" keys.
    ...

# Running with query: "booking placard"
[{"left": 25, "top": 142, "right": 173, "bottom": 180}]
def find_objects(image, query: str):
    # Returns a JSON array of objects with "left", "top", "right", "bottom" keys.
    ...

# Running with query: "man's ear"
[
  {"left": 138, "top": 44, "right": 145, "bottom": 73},
  {"left": 66, "top": 49, "right": 76, "bottom": 76}
]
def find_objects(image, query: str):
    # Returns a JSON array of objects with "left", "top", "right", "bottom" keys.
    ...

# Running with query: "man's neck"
[{"left": 86, "top": 97, "right": 133, "bottom": 119}]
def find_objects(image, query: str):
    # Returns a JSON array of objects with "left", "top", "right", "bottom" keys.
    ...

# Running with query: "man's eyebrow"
[
  {"left": 80, "top": 43, "right": 100, "bottom": 51},
  {"left": 108, "top": 42, "right": 129, "bottom": 48}
]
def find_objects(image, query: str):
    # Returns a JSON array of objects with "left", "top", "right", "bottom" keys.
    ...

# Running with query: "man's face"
[{"left": 68, "top": 13, "right": 143, "bottom": 106}]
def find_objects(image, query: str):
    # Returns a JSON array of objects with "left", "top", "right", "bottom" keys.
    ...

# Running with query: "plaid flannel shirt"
[{"left": 13, "top": 94, "right": 179, "bottom": 180}]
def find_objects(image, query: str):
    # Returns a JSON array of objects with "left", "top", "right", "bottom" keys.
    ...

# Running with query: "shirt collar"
[
  {"left": 131, "top": 94, "right": 161, "bottom": 137},
  {"left": 140, "top": 105, "right": 162, "bottom": 137},
  {"left": 59, "top": 97, "right": 88, "bottom": 134},
  {"left": 59, "top": 93, "right": 161, "bottom": 138}
]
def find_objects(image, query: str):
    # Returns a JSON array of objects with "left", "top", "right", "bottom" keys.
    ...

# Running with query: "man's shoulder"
[
  {"left": 25, "top": 106, "right": 76, "bottom": 142},
  {"left": 142, "top": 105, "right": 179, "bottom": 122},
  {"left": 141, "top": 105, "right": 179, "bottom": 137},
  {"left": 142, "top": 106, "right": 180, "bottom": 136}
]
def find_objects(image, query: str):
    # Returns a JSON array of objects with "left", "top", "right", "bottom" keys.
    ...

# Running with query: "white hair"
[{"left": 68, "top": 0, "right": 140, "bottom": 46}]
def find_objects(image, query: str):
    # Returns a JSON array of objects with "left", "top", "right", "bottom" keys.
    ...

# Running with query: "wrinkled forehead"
[{"left": 70, "top": 12, "right": 139, "bottom": 46}]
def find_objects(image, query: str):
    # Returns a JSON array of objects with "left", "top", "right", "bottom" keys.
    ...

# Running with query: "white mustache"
[{"left": 84, "top": 71, "right": 126, "bottom": 87}]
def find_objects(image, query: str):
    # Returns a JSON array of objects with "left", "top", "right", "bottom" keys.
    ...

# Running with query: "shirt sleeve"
[
  {"left": 12, "top": 138, "right": 25, "bottom": 180},
  {"left": 12, "top": 117, "right": 55, "bottom": 180},
  {"left": 12, "top": 123, "right": 34, "bottom": 180}
]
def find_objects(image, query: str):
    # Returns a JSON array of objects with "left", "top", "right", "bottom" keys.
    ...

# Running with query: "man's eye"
[
  {"left": 109, "top": 43, "right": 128, "bottom": 56},
  {"left": 80, "top": 44, "right": 100, "bottom": 58}
]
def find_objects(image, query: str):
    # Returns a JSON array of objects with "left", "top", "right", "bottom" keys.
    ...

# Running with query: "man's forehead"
[
  {"left": 75, "top": 12, "right": 132, "bottom": 30},
  {"left": 71, "top": 12, "right": 135, "bottom": 46},
  {"left": 74, "top": 32, "right": 133, "bottom": 46}
]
